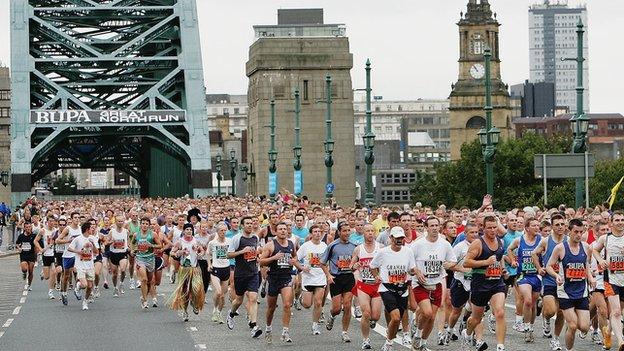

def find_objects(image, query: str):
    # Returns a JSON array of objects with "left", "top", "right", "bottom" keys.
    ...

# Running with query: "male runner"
[
  {"left": 16, "top": 221, "right": 37, "bottom": 291},
  {"left": 108, "top": 215, "right": 129, "bottom": 296},
  {"left": 297, "top": 224, "right": 328, "bottom": 335},
  {"left": 56, "top": 211, "right": 83, "bottom": 305},
  {"left": 67, "top": 221, "right": 99, "bottom": 310},
  {"left": 35, "top": 216, "right": 58, "bottom": 299}
]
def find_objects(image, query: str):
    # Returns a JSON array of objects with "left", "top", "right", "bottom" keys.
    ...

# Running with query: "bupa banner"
[{"left": 30, "top": 110, "right": 186, "bottom": 124}]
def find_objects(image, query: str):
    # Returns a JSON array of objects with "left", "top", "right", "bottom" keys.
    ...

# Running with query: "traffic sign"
[
  {"left": 325, "top": 183, "right": 335, "bottom": 193},
  {"left": 294, "top": 170, "right": 303, "bottom": 195},
  {"left": 268, "top": 172, "right": 278, "bottom": 196},
  {"left": 534, "top": 153, "right": 595, "bottom": 179}
]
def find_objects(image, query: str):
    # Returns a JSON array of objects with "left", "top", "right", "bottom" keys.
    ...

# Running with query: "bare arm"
[
  {"left": 532, "top": 240, "right": 548, "bottom": 275},
  {"left": 506, "top": 238, "right": 520, "bottom": 267}
]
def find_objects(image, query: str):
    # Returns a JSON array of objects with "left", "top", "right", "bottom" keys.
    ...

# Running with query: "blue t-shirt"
[
  {"left": 225, "top": 229, "right": 239, "bottom": 265},
  {"left": 321, "top": 239, "right": 357, "bottom": 276},
  {"left": 503, "top": 230, "right": 522, "bottom": 276},
  {"left": 349, "top": 232, "right": 365, "bottom": 246},
  {"left": 292, "top": 226, "right": 309, "bottom": 244},
  {"left": 453, "top": 232, "right": 466, "bottom": 247}
]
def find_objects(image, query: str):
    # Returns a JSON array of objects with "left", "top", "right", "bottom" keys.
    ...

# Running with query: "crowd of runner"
[{"left": 9, "top": 193, "right": 624, "bottom": 351}]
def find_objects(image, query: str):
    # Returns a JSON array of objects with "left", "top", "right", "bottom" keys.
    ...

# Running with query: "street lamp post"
[
  {"left": 324, "top": 75, "right": 335, "bottom": 200},
  {"left": 229, "top": 149, "right": 237, "bottom": 197},
  {"left": 293, "top": 89, "right": 303, "bottom": 197},
  {"left": 0, "top": 171, "right": 9, "bottom": 187},
  {"left": 363, "top": 59, "right": 376, "bottom": 207},
  {"left": 268, "top": 99, "right": 278, "bottom": 201},
  {"left": 215, "top": 154, "right": 222, "bottom": 196},
  {"left": 564, "top": 20, "right": 588, "bottom": 208},
  {"left": 478, "top": 48, "right": 501, "bottom": 197}
]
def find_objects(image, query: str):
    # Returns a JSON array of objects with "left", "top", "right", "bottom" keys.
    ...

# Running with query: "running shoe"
[
  {"left": 496, "top": 345, "right": 505, "bottom": 351},
  {"left": 113, "top": 288, "right": 119, "bottom": 298},
  {"left": 27, "top": 285, "right": 32, "bottom": 291},
  {"left": 437, "top": 331, "right": 445, "bottom": 345},
  {"left": 260, "top": 280, "right": 267, "bottom": 298},
  {"left": 281, "top": 330, "right": 292, "bottom": 343},
  {"left": 312, "top": 323, "right": 321, "bottom": 335},
  {"left": 93, "top": 287, "right": 100, "bottom": 298},
  {"left": 361, "top": 338, "right": 372, "bottom": 349},
  {"left": 129, "top": 279, "right": 135, "bottom": 290},
  {"left": 152, "top": 298, "right": 158, "bottom": 308},
  {"left": 549, "top": 339, "right": 562, "bottom": 351},
  {"left": 265, "top": 330, "right": 272, "bottom": 344},
  {"left": 226, "top": 314, "right": 235, "bottom": 329},
  {"left": 192, "top": 306, "right": 199, "bottom": 315},
  {"left": 341, "top": 331, "right": 351, "bottom": 343},
  {"left": 103, "top": 282, "right": 109, "bottom": 290},
  {"left": 48, "top": 291, "right": 55, "bottom": 300},
  {"left": 120, "top": 284, "right": 125, "bottom": 294},
  {"left": 542, "top": 317, "right": 552, "bottom": 338},
  {"left": 369, "top": 320, "right": 377, "bottom": 329},
  {"left": 326, "top": 315, "right": 335, "bottom": 330},
  {"left": 475, "top": 340, "right": 488, "bottom": 351},
  {"left": 487, "top": 314, "right": 496, "bottom": 334},
  {"left": 73, "top": 285, "right": 82, "bottom": 300},
  {"left": 354, "top": 306, "right": 362, "bottom": 318},
  {"left": 183, "top": 311, "right": 189, "bottom": 322},
  {"left": 524, "top": 329, "right": 534, "bottom": 343},
  {"left": 211, "top": 311, "right": 219, "bottom": 323},
  {"left": 512, "top": 321, "right": 523, "bottom": 332},
  {"left": 294, "top": 298, "right": 302, "bottom": 311},
  {"left": 82, "top": 300, "right": 88, "bottom": 310},
  {"left": 579, "top": 330, "right": 588, "bottom": 339},
  {"left": 55, "top": 283, "right": 60, "bottom": 291},
  {"left": 461, "top": 329, "right": 473, "bottom": 349},
  {"left": 141, "top": 300, "right": 148, "bottom": 309},
  {"left": 381, "top": 342, "right": 393, "bottom": 351},
  {"left": 136, "top": 280, "right": 141, "bottom": 288},
  {"left": 451, "top": 329, "right": 459, "bottom": 341},
  {"left": 61, "top": 294, "right": 68, "bottom": 306},
  {"left": 443, "top": 329, "right": 451, "bottom": 345},
  {"left": 251, "top": 325, "right": 262, "bottom": 338},
  {"left": 592, "top": 330, "right": 602, "bottom": 345},
  {"left": 217, "top": 313, "right": 224, "bottom": 324},
  {"left": 319, "top": 310, "right": 326, "bottom": 323},
  {"left": 207, "top": 285, "right": 212, "bottom": 292}
]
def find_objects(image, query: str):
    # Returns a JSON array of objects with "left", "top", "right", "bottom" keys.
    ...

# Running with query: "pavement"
[{"left": 0, "top": 255, "right": 609, "bottom": 351}]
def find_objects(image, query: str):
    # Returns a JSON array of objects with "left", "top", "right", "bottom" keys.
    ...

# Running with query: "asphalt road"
[{"left": 0, "top": 255, "right": 609, "bottom": 351}]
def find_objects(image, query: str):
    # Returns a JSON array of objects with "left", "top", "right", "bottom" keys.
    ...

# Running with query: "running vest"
[
  {"left": 558, "top": 240, "right": 588, "bottom": 299},
  {"left": 358, "top": 242, "right": 380, "bottom": 284},
  {"left": 62, "top": 226, "right": 82, "bottom": 258},
  {"left": 268, "top": 239, "right": 295, "bottom": 278},
  {"left": 233, "top": 234, "right": 259, "bottom": 278},
  {"left": 471, "top": 237, "right": 505, "bottom": 291},
  {"left": 42, "top": 227, "right": 56, "bottom": 257},
  {"left": 542, "top": 235, "right": 565, "bottom": 287},
  {"left": 109, "top": 227, "right": 129, "bottom": 253},
  {"left": 606, "top": 233, "right": 624, "bottom": 287},
  {"left": 179, "top": 237, "right": 198, "bottom": 267},
  {"left": 135, "top": 231, "right": 155, "bottom": 260},
  {"left": 518, "top": 235, "right": 541, "bottom": 276}
]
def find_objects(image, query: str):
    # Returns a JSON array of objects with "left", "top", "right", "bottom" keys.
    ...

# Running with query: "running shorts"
[
  {"left": 109, "top": 252, "right": 127, "bottom": 266},
  {"left": 42, "top": 255, "right": 55, "bottom": 267},
  {"left": 234, "top": 274, "right": 260, "bottom": 296},
  {"left": 450, "top": 280, "right": 470, "bottom": 309},
  {"left": 413, "top": 283, "right": 443, "bottom": 307},
  {"left": 76, "top": 268, "right": 95, "bottom": 281},
  {"left": 212, "top": 266, "right": 230, "bottom": 282},
  {"left": 329, "top": 274, "right": 355, "bottom": 298},
  {"left": 62, "top": 257, "right": 75, "bottom": 270},
  {"left": 267, "top": 275, "right": 293, "bottom": 297},
  {"left": 517, "top": 275, "right": 542, "bottom": 293},
  {"left": 356, "top": 281, "right": 381, "bottom": 298},
  {"left": 470, "top": 285, "right": 505, "bottom": 307},
  {"left": 558, "top": 297, "right": 589, "bottom": 311},
  {"left": 380, "top": 291, "right": 408, "bottom": 315}
]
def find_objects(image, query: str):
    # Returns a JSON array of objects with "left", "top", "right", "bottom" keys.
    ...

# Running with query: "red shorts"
[
  {"left": 412, "top": 283, "right": 443, "bottom": 307},
  {"left": 356, "top": 281, "right": 381, "bottom": 298}
]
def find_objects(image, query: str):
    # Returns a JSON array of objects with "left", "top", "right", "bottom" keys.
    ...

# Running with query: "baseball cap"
[{"left": 389, "top": 227, "right": 406, "bottom": 238}]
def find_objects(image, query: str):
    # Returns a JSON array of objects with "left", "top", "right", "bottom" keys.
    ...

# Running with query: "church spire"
[{"left": 462, "top": 0, "right": 496, "bottom": 24}]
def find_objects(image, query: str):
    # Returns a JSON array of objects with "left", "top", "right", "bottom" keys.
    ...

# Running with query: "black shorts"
[
  {"left": 212, "top": 267, "right": 230, "bottom": 282},
  {"left": 380, "top": 291, "right": 408, "bottom": 315},
  {"left": 445, "top": 270, "right": 454, "bottom": 289},
  {"left": 543, "top": 285, "right": 558, "bottom": 298},
  {"left": 109, "top": 252, "right": 127, "bottom": 266},
  {"left": 163, "top": 248, "right": 172, "bottom": 256},
  {"left": 303, "top": 285, "right": 326, "bottom": 292},
  {"left": 267, "top": 275, "right": 293, "bottom": 297},
  {"left": 20, "top": 254, "right": 36, "bottom": 263},
  {"left": 504, "top": 274, "right": 518, "bottom": 287},
  {"left": 94, "top": 254, "right": 103, "bottom": 263},
  {"left": 470, "top": 285, "right": 506, "bottom": 307},
  {"left": 102, "top": 246, "right": 111, "bottom": 258},
  {"left": 559, "top": 297, "right": 589, "bottom": 311},
  {"left": 54, "top": 252, "right": 63, "bottom": 267},
  {"left": 329, "top": 274, "right": 355, "bottom": 297},
  {"left": 234, "top": 274, "right": 260, "bottom": 296},
  {"left": 43, "top": 255, "right": 55, "bottom": 267},
  {"left": 450, "top": 280, "right": 470, "bottom": 308},
  {"left": 155, "top": 256, "right": 166, "bottom": 271}
]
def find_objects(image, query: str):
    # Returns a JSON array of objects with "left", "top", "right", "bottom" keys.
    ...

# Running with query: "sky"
[{"left": 0, "top": 0, "right": 621, "bottom": 113}]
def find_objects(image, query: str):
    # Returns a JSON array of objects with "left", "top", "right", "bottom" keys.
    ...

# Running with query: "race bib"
[
  {"left": 21, "top": 242, "right": 31, "bottom": 252},
  {"left": 521, "top": 257, "right": 537, "bottom": 274},
  {"left": 113, "top": 240, "right": 125, "bottom": 249},
  {"left": 565, "top": 264, "right": 586, "bottom": 281},
  {"left": 243, "top": 249, "right": 257, "bottom": 262},
  {"left": 80, "top": 250, "right": 92, "bottom": 261},
  {"left": 485, "top": 262, "right": 503, "bottom": 279},
  {"left": 215, "top": 246, "right": 228, "bottom": 260},
  {"left": 277, "top": 253, "right": 292, "bottom": 269},
  {"left": 337, "top": 255, "right": 351, "bottom": 272},
  {"left": 610, "top": 256, "right": 624, "bottom": 272},
  {"left": 424, "top": 260, "right": 442, "bottom": 278},
  {"left": 137, "top": 241, "right": 150, "bottom": 253},
  {"left": 388, "top": 272, "right": 407, "bottom": 285},
  {"left": 309, "top": 253, "right": 321, "bottom": 268}
]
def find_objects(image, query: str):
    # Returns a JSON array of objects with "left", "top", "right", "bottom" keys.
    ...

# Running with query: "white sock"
[
  {"left": 76, "top": 281, "right": 81, "bottom": 290},
  {"left": 265, "top": 325, "right": 272, "bottom": 332},
  {"left": 414, "top": 328, "right": 423, "bottom": 338},
  {"left": 515, "top": 315, "right": 522, "bottom": 323}
]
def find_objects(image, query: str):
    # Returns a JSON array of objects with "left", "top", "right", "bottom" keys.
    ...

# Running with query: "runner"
[
  {"left": 297, "top": 224, "right": 328, "bottom": 335},
  {"left": 108, "top": 215, "right": 129, "bottom": 297},
  {"left": 545, "top": 218, "right": 594, "bottom": 351},
  {"left": 126, "top": 210, "right": 140, "bottom": 289},
  {"left": 321, "top": 221, "right": 357, "bottom": 343},
  {"left": 133, "top": 217, "right": 162, "bottom": 309},
  {"left": 168, "top": 223, "right": 205, "bottom": 321},
  {"left": 53, "top": 218, "right": 67, "bottom": 291},
  {"left": 67, "top": 221, "right": 99, "bottom": 310},
  {"left": 463, "top": 215, "right": 508, "bottom": 351},
  {"left": 99, "top": 217, "right": 112, "bottom": 291},
  {"left": 226, "top": 216, "right": 263, "bottom": 338},
  {"left": 55, "top": 211, "right": 83, "bottom": 306},
  {"left": 592, "top": 210, "right": 624, "bottom": 351},
  {"left": 351, "top": 223, "right": 382, "bottom": 349},
  {"left": 507, "top": 217, "right": 543, "bottom": 343},
  {"left": 151, "top": 219, "right": 169, "bottom": 307},
  {"left": 35, "top": 216, "right": 57, "bottom": 299},
  {"left": 259, "top": 222, "right": 304, "bottom": 344},
  {"left": 532, "top": 213, "right": 567, "bottom": 351},
  {"left": 16, "top": 221, "right": 37, "bottom": 291},
  {"left": 207, "top": 223, "right": 231, "bottom": 324},
  {"left": 410, "top": 216, "right": 457, "bottom": 351},
  {"left": 588, "top": 220, "right": 610, "bottom": 349},
  {"left": 370, "top": 226, "right": 416, "bottom": 351}
]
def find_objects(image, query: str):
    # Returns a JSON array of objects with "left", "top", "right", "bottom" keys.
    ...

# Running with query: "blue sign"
[
  {"left": 325, "top": 183, "right": 335, "bottom": 193},
  {"left": 294, "top": 170, "right": 303, "bottom": 195},
  {"left": 268, "top": 172, "right": 278, "bottom": 195}
]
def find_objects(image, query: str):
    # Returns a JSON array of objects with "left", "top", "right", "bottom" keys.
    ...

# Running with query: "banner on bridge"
[{"left": 30, "top": 110, "right": 186, "bottom": 124}]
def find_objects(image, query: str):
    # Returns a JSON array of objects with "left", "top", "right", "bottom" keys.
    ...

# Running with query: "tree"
[{"left": 52, "top": 173, "right": 77, "bottom": 195}]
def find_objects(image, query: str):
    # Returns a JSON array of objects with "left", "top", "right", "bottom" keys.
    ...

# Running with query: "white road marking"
[
  {"left": 19, "top": 297, "right": 26, "bottom": 304},
  {"left": 2, "top": 319, "right": 13, "bottom": 328},
  {"left": 190, "top": 326, "right": 198, "bottom": 331},
  {"left": 0, "top": 331, "right": 4, "bottom": 339},
  {"left": 195, "top": 344, "right": 207, "bottom": 349},
  {"left": 22, "top": 291, "right": 27, "bottom": 296},
  {"left": 12, "top": 306, "right": 21, "bottom": 315}
]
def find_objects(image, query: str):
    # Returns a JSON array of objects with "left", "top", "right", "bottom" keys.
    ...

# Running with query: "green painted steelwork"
[{"left": 148, "top": 145, "right": 189, "bottom": 198}]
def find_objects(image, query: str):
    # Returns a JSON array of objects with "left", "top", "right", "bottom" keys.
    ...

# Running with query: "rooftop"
[{"left": 513, "top": 113, "right": 624, "bottom": 124}]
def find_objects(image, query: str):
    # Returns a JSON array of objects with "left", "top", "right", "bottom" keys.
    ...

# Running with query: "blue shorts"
[
  {"left": 267, "top": 275, "right": 293, "bottom": 297},
  {"left": 62, "top": 257, "right": 75, "bottom": 270},
  {"left": 450, "top": 280, "right": 470, "bottom": 309},
  {"left": 517, "top": 275, "right": 542, "bottom": 292},
  {"left": 234, "top": 274, "right": 260, "bottom": 296},
  {"left": 543, "top": 284, "right": 557, "bottom": 297},
  {"left": 558, "top": 297, "right": 589, "bottom": 311}
]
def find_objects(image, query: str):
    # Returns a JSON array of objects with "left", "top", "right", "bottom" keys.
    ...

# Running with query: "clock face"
[{"left": 469, "top": 63, "right": 485, "bottom": 79}]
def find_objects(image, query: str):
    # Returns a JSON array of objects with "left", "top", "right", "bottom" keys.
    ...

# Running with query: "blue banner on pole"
[
  {"left": 325, "top": 183, "right": 335, "bottom": 194},
  {"left": 269, "top": 172, "right": 278, "bottom": 196},
  {"left": 294, "top": 170, "right": 303, "bottom": 195}
]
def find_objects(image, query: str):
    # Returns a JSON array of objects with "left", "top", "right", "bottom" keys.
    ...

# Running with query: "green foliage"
[
  {"left": 412, "top": 132, "right": 584, "bottom": 209},
  {"left": 52, "top": 173, "right": 77, "bottom": 195}
]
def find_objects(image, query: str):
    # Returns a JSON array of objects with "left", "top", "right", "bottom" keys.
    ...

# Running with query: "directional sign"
[
  {"left": 268, "top": 172, "right": 278, "bottom": 196},
  {"left": 325, "top": 183, "right": 335, "bottom": 194},
  {"left": 294, "top": 170, "right": 303, "bottom": 195},
  {"left": 534, "top": 153, "right": 595, "bottom": 179}
]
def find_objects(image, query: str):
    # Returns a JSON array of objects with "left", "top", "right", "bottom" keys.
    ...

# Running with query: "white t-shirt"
[
  {"left": 42, "top": 227, "right": 56, "bottom": 257},
  {"left": 208, "top": 237, "right": 232, "bottom": 269},
  {"left": 410, "top": 235, "right": 457, "bottom": 287},
  {"left": 297, "top": 240, "right": 328, "bottom": 287},
  {"left": 62, "top": 225, "right": 83, "bottom": 258},
  {"left": 370, "top": 246, "right": 416, "bottom": 296},
  {"left": 178, "top": 237, "right": 199, "bottom": 267},
  {"left": 69, "top": 235, "right": 99, "bottom": 271},
  {"left": 109, "top": 227, "right": 129, "bottom": 254},
  {"left": 452, "top": 240, "right": 472, "bottom": 291}
]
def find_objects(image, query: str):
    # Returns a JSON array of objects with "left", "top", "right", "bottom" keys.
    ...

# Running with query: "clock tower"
[{"left": 449, "top": 0, "right": 512, "bottom": 160}]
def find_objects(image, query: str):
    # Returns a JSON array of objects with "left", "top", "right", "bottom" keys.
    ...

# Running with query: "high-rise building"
[
  {"left": 0, "top": 67, "right": 10, "bottom": 203},
  {"left": 247, "top": 9, "right": 355, "bottom": 205},
  {"left": 529, "top": 1, "right": 589, "bottom": 113}
]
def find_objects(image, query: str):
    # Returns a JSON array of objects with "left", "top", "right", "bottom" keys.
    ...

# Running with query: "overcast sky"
[{"left": 0, "top": 0, "right": 621, "bottom": 113}]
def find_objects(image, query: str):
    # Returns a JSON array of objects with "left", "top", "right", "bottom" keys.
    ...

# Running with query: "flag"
[{"left": 608, "top": 175, "right": 624, "bottom": 209}]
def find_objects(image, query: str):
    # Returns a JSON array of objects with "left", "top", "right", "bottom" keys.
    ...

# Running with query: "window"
[
  {"left": 303, "top": 80, "right": 309, "bottom": 101},
  {"left": 375, "top": 106, "right": 381, "bottom": 112},
  {"left": 374, "top": 126, "right": 382, "bottom": 133},
  {"left": 223, "top": 108, "right": 229, "bottom": 115},
  {"left": 0, "top": 90, "right": 9, "bottom": 100},
  {"left": 385, "top": 126, "right": 393, "bottom": 132},
  {"left": 0, "top": 108, "right": 9, "bottom": 117},
  {"left": 234, "top": 108, "right": 240, "bottom": 114}
]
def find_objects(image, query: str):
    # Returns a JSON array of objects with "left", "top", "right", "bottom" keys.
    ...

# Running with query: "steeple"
[{"left": 461, "top": 0, "right": 496, "bottom": 24}]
